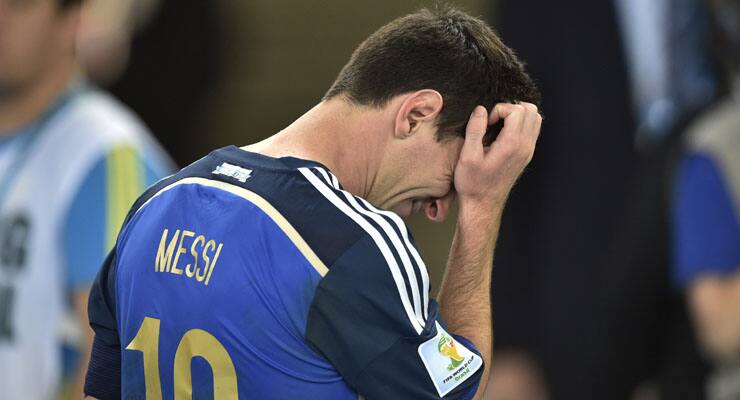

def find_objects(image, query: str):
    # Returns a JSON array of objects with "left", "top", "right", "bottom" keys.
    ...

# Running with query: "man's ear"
[{"left": 394, "top": 90, "right": 443, "bottom": 139}]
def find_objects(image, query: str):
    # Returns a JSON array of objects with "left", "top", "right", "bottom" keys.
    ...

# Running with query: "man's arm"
[
  {"left": 438, "top": 103, "right": 541, "bottom": 400},
  {"left": 83, "top": 251, "right": 122, "bottom": 400},
  {"left": 688, "top": 272, "right": 740, "bottom": 361}
]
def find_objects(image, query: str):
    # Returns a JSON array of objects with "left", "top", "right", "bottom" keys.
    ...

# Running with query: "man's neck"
[
  {"left": 243, "top": 98, "right": 388, "bottom": 199},
  {"left": 0, "top": 61, "right": 77, "bottom": 135}
]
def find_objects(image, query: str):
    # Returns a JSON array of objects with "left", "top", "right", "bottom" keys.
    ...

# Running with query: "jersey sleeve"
[
  {"left": 63, "top": 145, "right": 171, "bottom": 290},
  {"left": 84, "top": 250, "right": 122, "bottom": 399},
  {"left": 305, "top": 234, "right": 484, "bottom": 400},
  {"left": 672, "top": 153, "right": 740, "bottom": 286}
]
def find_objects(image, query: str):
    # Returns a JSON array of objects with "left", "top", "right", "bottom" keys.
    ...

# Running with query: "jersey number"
[
  {"left": 126, "top": 316, "right": 238, "bottom": 399},
  {"left": 0, "top": 214, "right": 30, "bottom": 342},
  {"left": 0, "top": 285, "right": 14, "bottom": 340}
]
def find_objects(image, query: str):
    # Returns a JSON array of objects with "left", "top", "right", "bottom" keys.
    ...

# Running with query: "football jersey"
[
  {"left": 86, "top": 146, "right": 484, "bottom": 399},
  {"left": 0, "top": 83, "right": 172, "bottom": 400}
]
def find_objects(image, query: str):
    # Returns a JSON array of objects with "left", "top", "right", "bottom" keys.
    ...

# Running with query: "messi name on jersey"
[{"left": 155, "top": 228, "right": 224, "bottom": 285}]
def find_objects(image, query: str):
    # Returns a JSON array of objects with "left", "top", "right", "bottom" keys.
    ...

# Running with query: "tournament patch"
[{"left": 417, "top": 322, "right": 483, "bottom": 397}]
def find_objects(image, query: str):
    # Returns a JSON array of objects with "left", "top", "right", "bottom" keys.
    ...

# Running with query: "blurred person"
[
  {"left": 597, "top": 1, "right": 720, "bottom": 399},
  {"left": 672, "top": 1, "right": 740, "bottom": 398},
  {"left": 490, "top": 0, "right": 720, "bottom": 398},
  {"left": 83, "top": 6, "right": 542, "bottom": 400},
  {"left": 0, "top": 0, "right": 173, "bottom": 398}
]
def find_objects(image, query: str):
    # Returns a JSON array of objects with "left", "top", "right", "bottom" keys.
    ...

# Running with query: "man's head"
[
  {"left": 325, "top": 6, "right": 540, "bottom": 142},
  {"left": 324, "top": 6, "right": 540, "bottom": 220},
  {"left": 0, "top": 0, "right": 83, "bottom": 99}
]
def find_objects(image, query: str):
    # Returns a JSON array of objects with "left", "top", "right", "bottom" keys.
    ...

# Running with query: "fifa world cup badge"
[
  {"left": 438, "top": 333, "right": 466, "bottom": 371},
  {"left": 418, "top": 322, "right": 483, "bottom": 396}
]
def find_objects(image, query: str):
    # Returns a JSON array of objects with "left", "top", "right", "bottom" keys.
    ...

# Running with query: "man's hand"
[
  {"left": 454, "top": 103, "right": 542, "bottom": 211},
  {"left": 439, "top": 102, "right": 541, "bottom": 400}
]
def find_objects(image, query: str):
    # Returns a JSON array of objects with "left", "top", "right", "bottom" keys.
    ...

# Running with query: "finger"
[
  {"left": 489, "top": 104, "right": 502, "bottom": 125},
  {"left": 520, "top": 102, "right": 540, "bottom": 139},
  {"left": 488, "top": 102, "right": 518, "bottom": 125},
  {"left": 463, "top": 105, "right": 488, "bottom": 154},
  {"left": 492, "top": 103, "right": 525, "bottom": 143}
]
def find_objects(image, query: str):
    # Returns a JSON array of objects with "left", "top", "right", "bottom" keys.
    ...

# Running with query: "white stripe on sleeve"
[
  {"left": 319, "top": 168, "right": 431, "bottom": 320},
  {"left": 311, "top": 167, "right": 425, "bottom": 326},
  {"left": 355, "top": 196, "right": 430, "bottom": 320},
  {"left": 298, "top": 167, "right": 425, "bottom": 334}
]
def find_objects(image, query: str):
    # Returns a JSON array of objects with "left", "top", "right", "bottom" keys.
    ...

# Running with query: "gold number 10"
[{"left": 126, "top": 316, "right": 239, "bottom": 399}]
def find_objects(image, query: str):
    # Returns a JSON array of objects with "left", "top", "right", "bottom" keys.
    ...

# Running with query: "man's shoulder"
[
  {"left": 49, "top": 86, "right": 154, "bottom": 149},
  {"left": 273, "top": 162, "right": 420, "bottom": 272},
  {"left": 26, "top": 86, "right": 172, "bottom": 202},
  {"left": 62, "top": 87, "right": 140, "bottom": 130}
]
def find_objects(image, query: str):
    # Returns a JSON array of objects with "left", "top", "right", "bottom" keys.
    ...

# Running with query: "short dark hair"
[{"left": 324, "top": 6, "right": 541, "bottom": 141}]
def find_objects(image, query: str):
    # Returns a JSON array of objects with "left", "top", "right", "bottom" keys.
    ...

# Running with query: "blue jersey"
[{"left": 86, "top": 146, "right": 483, "bottom": 399}]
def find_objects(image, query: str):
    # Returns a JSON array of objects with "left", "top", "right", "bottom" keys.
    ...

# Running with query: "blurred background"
[{"left": 2, "top": 0, "right": 739, "bottom": 399}]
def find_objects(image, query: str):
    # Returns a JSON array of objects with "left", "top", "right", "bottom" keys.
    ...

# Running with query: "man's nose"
[{"left": 424, "top": 191, "right": 455, "bottom": 222}]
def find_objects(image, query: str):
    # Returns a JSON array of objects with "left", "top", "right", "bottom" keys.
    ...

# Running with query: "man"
[
  {"left": 675, "top": 90, "right": 740, "bottom": 400},
  {"left": 85, "top": 6, "right": 541, "bottom": 399},
  {"left": 672, "top": 1, "right": 740, "bottom": 398},
  {"left": 0, "top": 0, "right": 173, "bottom": 398}
]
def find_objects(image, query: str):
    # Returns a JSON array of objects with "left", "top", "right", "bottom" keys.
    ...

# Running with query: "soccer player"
[
  {"left": 85, "top": 6, "right": 542, "bottom": 400},
  {"left": 0, "top": 0, "right": 173, "bottom": 398}
]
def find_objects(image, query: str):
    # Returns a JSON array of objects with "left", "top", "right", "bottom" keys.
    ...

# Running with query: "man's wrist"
[
  {"left": 458, "top": 195, "right": 505, "bottom": 222},
  {"left": 455, "top": 202, "right": 502, "bottom": 246}
]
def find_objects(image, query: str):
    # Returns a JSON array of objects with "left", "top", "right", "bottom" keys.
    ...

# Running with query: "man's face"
[
  {"left": 0, "top": 0, "right": 74, "bottom": 98},
  {"left": 372, "top": 124, "right": 464, "bottom": 222}
]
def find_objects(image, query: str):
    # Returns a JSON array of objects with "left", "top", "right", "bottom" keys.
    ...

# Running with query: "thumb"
[{"left": 463, "top": 106, "right": 487, "bottom": 155}]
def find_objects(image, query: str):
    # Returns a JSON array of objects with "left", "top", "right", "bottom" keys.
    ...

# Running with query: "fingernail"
[{"left": 474, "top": 106, "right": 486, "bottom": 116}]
